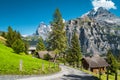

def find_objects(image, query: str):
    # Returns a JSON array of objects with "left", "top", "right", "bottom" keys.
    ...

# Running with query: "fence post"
[
  {"left": 19, "top": 60, "right": 23, "bottom": 71},
  {"left": 106, "top": 67, "right": 109, "bottom": 80},
  {"left": 42, "top": 62, "right": 44, "bottom": 71},
  {"left": 54, "top": 62, "right": 56, "bottom": 68},
  {"left": 49, "top": 62, "right": 50, "bottom": 68}
]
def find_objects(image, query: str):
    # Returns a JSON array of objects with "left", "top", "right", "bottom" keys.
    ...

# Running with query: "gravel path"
[{"left": 0, "top": 65, "right": 99, "bottom": 80}]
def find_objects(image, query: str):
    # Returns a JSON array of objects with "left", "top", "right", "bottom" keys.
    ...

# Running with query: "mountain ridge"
[
  {"left": 29, "top": 7, "right": 120, "bottom": 55},
  {"left": 66, "top": 7, "right": 120, "bottom": 55}
]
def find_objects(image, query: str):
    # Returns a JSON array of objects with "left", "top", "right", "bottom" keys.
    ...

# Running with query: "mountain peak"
[
  {"left": 35, "top": 22, "right": 51, "bottom": 40},
  {"left": 84, "top": 7, "right": 120, "bottom": 24},
  {"left": 87, "top": 7, "right": 114, "bottom": 18}
]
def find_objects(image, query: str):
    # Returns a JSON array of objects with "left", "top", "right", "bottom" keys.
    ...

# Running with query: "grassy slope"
[
  {"left": 82, "top": 69, "right": 120, "bottom": 80},
  {"left": 0, "top": 36, "right": 6, "bottom": 44},
  {"left": 0, "top": 42, "right": 59, "bottom": 75}
]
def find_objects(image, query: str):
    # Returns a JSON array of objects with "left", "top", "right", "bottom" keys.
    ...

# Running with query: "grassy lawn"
[
  {"left": 0, "top": 42, "right": 60, "bottom": 75},
  {"left": 82, "top": 69, "right": 120, "bottom": 80}
]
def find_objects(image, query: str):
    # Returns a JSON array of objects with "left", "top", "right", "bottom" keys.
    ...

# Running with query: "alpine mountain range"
[{"left": 35, "top": 7, "right": 120, "bottom": 55}]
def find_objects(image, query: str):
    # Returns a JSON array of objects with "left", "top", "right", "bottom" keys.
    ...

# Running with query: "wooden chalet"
[
  {"left": 28, "top": 46, "right": 36, "bottom": 54},
  {"left": 82, "top": 54, "right": 109, "bottom": 74},
  {"left": 37, "top": 51, "right": 55, "bottom": 60}
]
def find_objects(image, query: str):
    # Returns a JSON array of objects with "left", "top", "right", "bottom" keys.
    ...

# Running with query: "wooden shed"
[{"left": 82, "top": 54, "right": 109, "bottom": 74}]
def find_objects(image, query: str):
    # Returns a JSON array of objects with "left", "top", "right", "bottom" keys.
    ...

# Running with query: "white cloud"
[{"left": 92, "top": 0, "right": 117, "bottom": 10}]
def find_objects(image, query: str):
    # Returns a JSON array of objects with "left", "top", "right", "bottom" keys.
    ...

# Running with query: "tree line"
[{"left": 1, "top": 26, "right": 28, "bottom": 54}]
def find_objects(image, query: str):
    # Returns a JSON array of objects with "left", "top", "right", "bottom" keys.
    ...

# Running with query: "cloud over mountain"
[{"left": 92, "top": 0, "right": 117, "bottom": 10}]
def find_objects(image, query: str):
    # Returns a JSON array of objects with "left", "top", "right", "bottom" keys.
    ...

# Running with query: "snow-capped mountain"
[
  {"left": 36, "top": 22, "right": 51, "bottom": 40},
  {"left": 32, "top": 7, "right": 120, "bottom": 56},
  {"left": 66, "top": 7, "right": 120, "bottom": 55},
  {"left": 87, "top": 7, "right": 120, "bottom": 24}
]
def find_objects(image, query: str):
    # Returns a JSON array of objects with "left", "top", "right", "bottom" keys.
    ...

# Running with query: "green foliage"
[
  {"left": 6, "top": 26, "right": 14, "bottom": 47},
  {"left": 6, "top": 26, "right": 21, "bottom": 47},
  {"left": 82, "top": 69, "right": 120, "bottom": 80},
  {"left": 12, "top": 39, "right": 25, "bottom": 54},
  {"left": 65, "top": 32, "right": 82, "bottom": 67},
  {"left": 6, "top": 26, "right": 28, "bottom": 54},
  {"left": 107, "top": 50, "right": 118, "bottom": 73},
  {"left": 0, "top": 43, "right": 60, "bottom": 75},
  {"left": 70, "top": 32, "right": 82, "bottom": 67},
  {"left": 48, "top": 8, "right": 67, "bottom": 57},
  {"left": 1, "top": 32, "right": 7, "bottom": 38},
  {"left": 43, "top": 53, "right": 52, "bottom": 60},
  {"left": 65, "top": 48, "right": 75, "bottom": 65},
  {"left": 36, "top": 37, "right": 46, "bottom": 51},
  {"left": 23, "top": 40, "right": 29, "bottom": 54}
]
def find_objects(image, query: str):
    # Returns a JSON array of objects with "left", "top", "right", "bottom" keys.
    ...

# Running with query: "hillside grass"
[
  {"left": 82, "top": 69, "right": 120, "bottom": 80},
  {"left": 0, "top": 42, "right": 60, "bottom": 75},
  {"left": 0, "top": 36, "right": 6, "bottom": 44}
]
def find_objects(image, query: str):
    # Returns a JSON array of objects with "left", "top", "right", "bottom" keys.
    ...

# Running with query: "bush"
[{"left": 43, "top": 53, "right": 51, "bottom": 60}]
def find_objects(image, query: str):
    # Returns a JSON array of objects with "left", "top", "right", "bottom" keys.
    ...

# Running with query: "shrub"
[{"left": 43, "top": 53, "right": 51, "bottom": 60}]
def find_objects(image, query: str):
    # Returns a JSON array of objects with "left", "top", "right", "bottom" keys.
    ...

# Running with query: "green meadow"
[{"left": 0, "top": 42, "right": 60, "bottom": 75}]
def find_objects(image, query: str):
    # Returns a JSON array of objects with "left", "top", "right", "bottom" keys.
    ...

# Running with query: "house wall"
[
  {"left": 91, "top": 67, "right": 106, "bottom": 74},
  {"left": 82, "top": 59, "right": 89, "bottom": 70}
]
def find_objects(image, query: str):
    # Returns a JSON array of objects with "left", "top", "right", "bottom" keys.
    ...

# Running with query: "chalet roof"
[
  {"left": 28, "top": 46, "right": 36, "bottom": 51},
  {"left": 38, "top": 51, "right": 55, "bottom": 59},
  {"left": 83, "top": 54, "right": 109, "bottom": 68}
]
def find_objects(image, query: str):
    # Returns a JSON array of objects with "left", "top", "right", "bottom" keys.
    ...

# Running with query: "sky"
[{"left": 0, "top": 0, "right": 120, "bottom": 35}]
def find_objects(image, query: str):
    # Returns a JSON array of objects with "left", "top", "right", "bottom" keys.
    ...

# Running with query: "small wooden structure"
[
  {"left": 82, "top": 54, "right": 109, "bottom": 74},
  {"left": 28, "top": 46, "right": 36, "bottom": 54},
  {"left": 37, "top": 51, "right": 55, "bottom": 60}
]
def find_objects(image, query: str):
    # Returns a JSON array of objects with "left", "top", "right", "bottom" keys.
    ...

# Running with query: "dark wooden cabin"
[{"left": 82, "top": 54, "right": 109, "bottom": 74}]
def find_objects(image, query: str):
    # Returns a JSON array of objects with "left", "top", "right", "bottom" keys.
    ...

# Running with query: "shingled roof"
[
  {"left": 38, "top": 51, "right": 55, "bottom": 59},
  {"left": 83, "top": 54, "right": 109, "bottom": 68}
]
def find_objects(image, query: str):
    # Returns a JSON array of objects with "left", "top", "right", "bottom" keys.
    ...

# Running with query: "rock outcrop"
[{"left": 66, "top": 7, "right": 120, "bottom": 55}]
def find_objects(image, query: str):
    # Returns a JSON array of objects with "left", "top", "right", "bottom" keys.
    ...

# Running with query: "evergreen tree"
[
  {"left": 6, "top": 26, "right": 21, "bottom": 47},
  {"left": 1, "top": 32, "right": 6, "bottom": 38},
  {"left": 6, "top": 26, "right": 28, "bottom": 54},
  {"left": 36, "top": 37, "right": 46, "bottom": 51},
  {"left": 48, "top": 8, "right": 67, "bottom": 61},
  {"left": 23, "top": 40, "right": 29, "bottom": 54},
  {"left": 65, "top": 48, "right": 75, "bottom": 66},
  {"left": 107, "top": 50, "right": 118, "bottom": 73},
  {"left": 12, "top": 39, "right": 25, "bottom": 54},
  {"left": 71, "top": 32, "right": 82, "bottom": 67},
  {"left": 6, "top": 26, "right": 14, "bottom": 47}
]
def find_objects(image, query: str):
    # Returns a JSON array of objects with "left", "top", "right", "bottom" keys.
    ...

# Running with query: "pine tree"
[
  {"left": 6, "top": 26, "right": 14, "bottom": 47},
  {"left": 48, "top": 8, "right": 67, "bottom": 61},
  {"left": 71, "top": 31, "right": 82, "bottom": 67},
  {"left": 107, "top": 50, "right": 118, "bottom": 73},
  {"left": 23, "top": 40, "right": 29, "bottom": 54},
  {"left": 6, "top": 26, "right": 28, "bottom": 54},
  {"left": 6, "top": 26, "right": 22, "bottom": 47},
  {"left": 1, "top": 32, "right": 6, "bottom": 38},
  {"left": 65, "top": 48, "right": 75, "bottom": 66},
  {"left": 12, "top": 39, "right": 25, "bottom": 54},
  {"left": 36, "top": 37, "right": 46, "bottom": 51}
]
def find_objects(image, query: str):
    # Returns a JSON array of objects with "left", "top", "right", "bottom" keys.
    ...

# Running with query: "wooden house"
[
  {"left": 28, "top": 46, "right": 36, "bottom": 54},
  {"left": 82, "top": 54, "right": 109, "bottom": 74},
  {"left": 37, "top": 51, "right": 55, "bottom": 61}
]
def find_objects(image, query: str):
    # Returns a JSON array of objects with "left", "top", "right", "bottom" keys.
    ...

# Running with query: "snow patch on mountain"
[{"left": 36, "top": 22, "right": 51, "bottom": 40}]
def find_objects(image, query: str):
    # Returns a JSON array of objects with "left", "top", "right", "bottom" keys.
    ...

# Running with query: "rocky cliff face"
[{"left": 66, "top": 7, "right": 120, "bottom": 55}]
